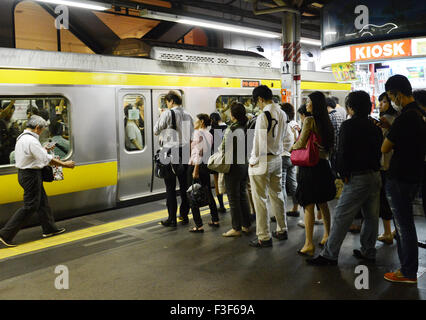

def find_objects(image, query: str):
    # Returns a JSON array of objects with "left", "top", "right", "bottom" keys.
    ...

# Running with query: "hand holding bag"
[
  {"left": 187, "top": 179, "right": 209, "bottom": 208},
  {"left": 290, "top": 132, "right": 320, "bottom": 167}
]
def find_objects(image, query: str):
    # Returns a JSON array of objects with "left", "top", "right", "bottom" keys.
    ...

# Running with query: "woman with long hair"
[
  {"left": 209, "top": 112, "right": 228, "bottom": 213},
  {"left": 221, "top": 102, "right": 252, "bottom": 237},
  {"left": 291, "top": 91, "right": 336, "bottom": 256}
]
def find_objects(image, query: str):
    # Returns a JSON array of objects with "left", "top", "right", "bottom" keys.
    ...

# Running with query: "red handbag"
[{"left": 290, "top": 132, "right": 320, "bottom": 167}]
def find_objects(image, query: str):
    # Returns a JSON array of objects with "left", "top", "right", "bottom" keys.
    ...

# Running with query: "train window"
[
  {"left": 0, "top": 97, "right": 71, "bottom": 167},
  {"left": 215, "top": 95, "right": 281, "bottom": 124},
  {"left": 123, "top": 95, "right": 145, "bottom": 152}
]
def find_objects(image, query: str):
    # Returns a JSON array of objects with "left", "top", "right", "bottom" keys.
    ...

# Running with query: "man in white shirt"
[
  {"left": 248, "top": 85, "right": 288, "bottom": 247},
  {"left": 124, "top": 104, "right": 143, "bottom": 151},
  {"left": 0, "top": 116, "right": 75, "bottom": 248},
  {"left": 154, "top": 91, "right": 194, "bottom": 228}
]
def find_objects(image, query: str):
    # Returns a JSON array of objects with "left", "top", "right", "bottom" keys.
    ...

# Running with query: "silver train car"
[{"left": 0, "top": 46, "right": 350, "bottom": 226}]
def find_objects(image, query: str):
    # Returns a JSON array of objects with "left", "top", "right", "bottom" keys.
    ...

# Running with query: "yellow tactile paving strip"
[{"left": 0, "top": 198, "right": 229, "bottom": 261}]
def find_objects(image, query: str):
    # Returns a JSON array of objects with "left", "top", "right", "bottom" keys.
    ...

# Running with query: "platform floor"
[{"left": 1, "top": 197, "right": 426, "bottom": 300}]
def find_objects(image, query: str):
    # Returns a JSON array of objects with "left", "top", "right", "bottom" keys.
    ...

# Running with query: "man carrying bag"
[{"left": 0, "top": 116, "right": 75, "bottom": 248}]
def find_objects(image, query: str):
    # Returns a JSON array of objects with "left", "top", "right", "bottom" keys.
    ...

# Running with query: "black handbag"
[
  {"left": 41, "top": 166, "right": 54, "bottom": 182},
  {"left": 187, "top": 179, "right": 209, "bottom": 208}
]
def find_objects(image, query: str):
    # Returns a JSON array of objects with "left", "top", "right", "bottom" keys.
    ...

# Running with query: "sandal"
[
  {"left": 189, "top": 227, "right": 204, "bottom": 233},
  {"left": 208, "top": 221, "right": 220, "bottom": 228}
]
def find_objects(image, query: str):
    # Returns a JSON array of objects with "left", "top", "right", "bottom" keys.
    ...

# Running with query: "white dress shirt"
[
  {"left": 154, "top": 106, "right": 194, "bottom": 148},
  {"left": 249, "top": 103, "right": 288, "bottom": 165},
  {"left": 15, "top": 130, "right": 53, "bottom": 169}
]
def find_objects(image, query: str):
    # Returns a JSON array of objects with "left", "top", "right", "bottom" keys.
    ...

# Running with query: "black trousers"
[
  {"left": 163, "top": 164, "right": 190, "bottom": 223},
  {"left": 379, "top": 170, "right": 393, "bottom": 220},
  {"left": 0, "top": 169, "right": 58, "bottom": 241},
  {"left": 423, "top": 162, "right": 426, "bottom": 218},
  {"left": 224, "top": 164, "right": 251, "bottom": 231},
  {"left": 187, "top": 164, "right": 218, "bottom": 228}
]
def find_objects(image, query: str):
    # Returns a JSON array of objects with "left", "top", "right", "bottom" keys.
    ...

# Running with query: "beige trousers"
[{"left": 249, "top": 155, "right": 287, "bottom": 241}]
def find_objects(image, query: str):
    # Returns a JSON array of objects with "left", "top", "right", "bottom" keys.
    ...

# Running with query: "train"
[{"left": 0, "top": 44, "right": 351, "bottom": 226}]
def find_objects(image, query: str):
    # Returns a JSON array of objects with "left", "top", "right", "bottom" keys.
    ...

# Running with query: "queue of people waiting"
[{"left": 154, "top": 74, "right": 426, "bottom": 285}]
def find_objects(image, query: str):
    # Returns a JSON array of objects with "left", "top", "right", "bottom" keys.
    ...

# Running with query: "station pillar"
[{"left": 281, "top": 11, "right": 301, "bottom": 112}]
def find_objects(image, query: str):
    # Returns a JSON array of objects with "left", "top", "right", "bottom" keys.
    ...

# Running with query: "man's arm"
[
  {"left": 154, "top": 109, "right": 170, "bottom": 136},
  {"left": 249, "top": 113, "right": 267, "bottom": 166}
]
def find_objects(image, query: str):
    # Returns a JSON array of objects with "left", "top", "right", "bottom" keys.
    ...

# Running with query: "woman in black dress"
[{"left": 291, "top": 91, "right": 336, "bottom": 256}]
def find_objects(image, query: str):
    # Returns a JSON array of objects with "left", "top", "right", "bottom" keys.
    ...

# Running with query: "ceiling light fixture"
[
  {"left": 177, "top": 18, "right": 281, "bottom": 39},
  {"left": 34, "top": 0, "right": 112, "bottom": 11},
  {"left": 300, "top": 38, "right": 321, "bottom": 46},
  {"left": 140, "top": 10, "right": 280, "bottom": 39}
]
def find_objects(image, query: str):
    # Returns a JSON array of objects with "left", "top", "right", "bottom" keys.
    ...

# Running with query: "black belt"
[{"left": 350, "top": 170, "right": 378, "bottom": 177}]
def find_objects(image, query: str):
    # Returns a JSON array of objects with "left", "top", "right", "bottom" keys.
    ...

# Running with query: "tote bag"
[
  {"left": 290, "top": 132, "right": 320, "bottom": 167},
  {"left": 207, "top": 150, "right": 230, "bottom": 173}
]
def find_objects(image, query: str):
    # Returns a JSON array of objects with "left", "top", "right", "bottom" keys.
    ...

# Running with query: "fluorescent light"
[
  {"left": 301, "top": 38, "right": 321, "bottom": 46},
  {"left": 177, "top": 19, "right": 281, "bottom": 39},
  {"left": 34, "top": 0, "right": 111, "bottom": 11}
]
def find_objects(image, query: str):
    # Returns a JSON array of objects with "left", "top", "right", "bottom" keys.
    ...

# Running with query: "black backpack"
[{"left": 246, "top": 111, "right": 277, "bottom": 136}]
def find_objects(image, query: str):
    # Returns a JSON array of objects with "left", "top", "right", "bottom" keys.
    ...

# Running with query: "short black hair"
[
  {"left": 39, "top": 109, "right": 49, "bottom": 121},
  {"left": 27, "top": 106, "right": 39, "bottom": 116},
  {"left": 196, "top": 113, "right": 211, "bottom": 127},
  {"left": 210, "top": 112, "right": 222, "bottom": 126},
  {"left": 165, "top": 91, "right": 182, "bottom": 105},
  {"left": 332, "top": 96, "right": 339, "bottom": 104},
  {"left": 325, "top": 97, "right": 336, "bottom": 109},
  {"left": 346, "top": 91, "right": 372, "bottom": 117},
  {"left": 252, "top": 85, "right": 273, "bottom": 104},
  {"left": 124, "top": 104, "right": 133, "bottom": 118},
  {"left": 378, "top": 92, "right": 390, "bottom": 103},
  {"left": 297, "top": 104, "right": 311, "bottom": 117},
  {"left": 230, "top": 102, "right": 248, "bottom": 125},
  {"left": 385, "top": 74, "right": 413, "bottom": 97},
  {"left": 413, "top": 89, "right": 426, "bottom": 108},
  {"left": 50, "top": 121, "right": 63, "bottom": 136},
  {"left": 280, "top": 103, "right": 295, "bottom": 121}
]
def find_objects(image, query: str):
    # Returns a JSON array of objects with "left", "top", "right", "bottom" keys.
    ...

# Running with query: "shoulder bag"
[{"left": 290, "top": 132, "right": 320, "bottom": 167}]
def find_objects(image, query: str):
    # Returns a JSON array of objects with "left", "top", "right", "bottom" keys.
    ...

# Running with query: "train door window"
[
  {"left": 123, "top": 94, "right": 145, "bottom": 152},
  {"left": 0, "top": 97, "right": 71, "bottom": 166}
]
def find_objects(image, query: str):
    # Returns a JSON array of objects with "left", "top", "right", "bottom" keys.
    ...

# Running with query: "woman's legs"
[
  {"left": 318, "top": 202, "right": 331, "bottom": 245},
  {"left": 300, "top": 204, "right": 315, "bottom": 253}
]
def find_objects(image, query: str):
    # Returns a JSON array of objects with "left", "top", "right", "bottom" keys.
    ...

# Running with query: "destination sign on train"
[{"left": 242, "top": 80, "right": 261, "bottom": 88}]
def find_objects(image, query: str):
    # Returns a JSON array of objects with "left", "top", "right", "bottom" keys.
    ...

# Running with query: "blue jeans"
[
  {"left": 386, "top": 178, "right": 421, "bottom": 278},
  {"left": 321, "top": 171, "right": 381, "bottom": 260},
  {"left": 281, "top": 156, "right": 297, "bottom": 207}
]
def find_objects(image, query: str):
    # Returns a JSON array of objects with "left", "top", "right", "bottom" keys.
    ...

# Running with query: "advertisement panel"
[{"left": 322, "top": 0, "right": 426, "bottom": 49}]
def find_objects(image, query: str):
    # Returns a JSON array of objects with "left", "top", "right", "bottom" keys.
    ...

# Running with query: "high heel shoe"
[{"left": 297, "top": 248, "right": 315, "bottom": 257}]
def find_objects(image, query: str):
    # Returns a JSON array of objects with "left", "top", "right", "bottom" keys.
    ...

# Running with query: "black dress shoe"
[
  {"left": 249, "top": 237, "right": 272, "bottom": 248},
  {"left": 218, "top": 207, "right": 227, "bottom": 214},
  {"left": 353, "top": 249, "right": 375, "bottom": 262},
  {"left": 161, "top": 220, "right": 177, "bottom": 228},
  {"left": 0, "top": 236, "right": 16, "bottom": 248},
  {"left": 418, "top": 241, "right": 426, "bottom": 249},
  {"left": 287, "top": 211, "right": 300, "bottom": 217},
  {"left": 306, "top": 255, "right": 337, "bottom": 266},
  {"left": 270, "top": 216, "right": 276, "bottom": 222},
  {"left": 180, "top": 218, "right": 189, "bottom": 225},
  {"left": 272, "top": 231, "right": 288, "bottom": 240}
]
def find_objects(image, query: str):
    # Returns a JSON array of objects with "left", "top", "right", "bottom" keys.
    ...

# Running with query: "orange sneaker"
[{"left": 384, "top": 270, "right": 417, "bottom": 284}]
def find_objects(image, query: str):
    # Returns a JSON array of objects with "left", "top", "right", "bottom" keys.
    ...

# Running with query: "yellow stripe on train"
[
  {"left": 0, "top": 69, "right": 281, "bottom": 89},
  {"left": 0, "top": 162, "right": 117, "bottom": 205}
]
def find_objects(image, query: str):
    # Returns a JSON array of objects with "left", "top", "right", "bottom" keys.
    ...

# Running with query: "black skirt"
[{"left": 296, "top": 159, "right": 336, "bottom": 207}]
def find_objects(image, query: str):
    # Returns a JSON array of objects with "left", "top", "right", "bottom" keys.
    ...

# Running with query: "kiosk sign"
[{"left": 350, "top": 40, "right": 412, "bottom": 61}]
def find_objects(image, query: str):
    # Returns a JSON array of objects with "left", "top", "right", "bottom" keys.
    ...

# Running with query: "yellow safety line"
[{"left": 0, "top": 199, "right": 230, "bottom": 261}]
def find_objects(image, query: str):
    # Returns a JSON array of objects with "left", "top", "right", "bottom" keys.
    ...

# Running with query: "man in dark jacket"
[{"left": 307, "top": 91, "right": 383, "bottom": 266}]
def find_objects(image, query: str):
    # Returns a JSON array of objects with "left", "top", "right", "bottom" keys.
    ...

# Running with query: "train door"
[{"left": 117, "top": 89, "right": 152, "bottom": 201}]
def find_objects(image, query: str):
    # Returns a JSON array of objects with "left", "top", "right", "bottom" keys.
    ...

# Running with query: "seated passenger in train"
[
  {"left": 49, "top": 121, "right": 70, "bottom": 159},
  {"left": 124, "top": 104, "right": 143, "bottom": 151}
]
